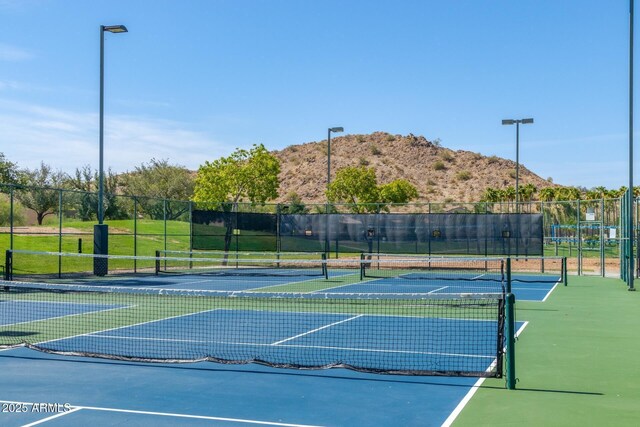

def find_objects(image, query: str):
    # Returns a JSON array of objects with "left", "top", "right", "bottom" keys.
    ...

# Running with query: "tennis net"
[
  {"left": 0, "top": 281, "right": 506, "bottom": 377},
  {"left": 361, "top": 253, "right": 567, "bottom": 286},
  {"left": 5, "top": 250, "right": 328, "bottom": 280},
  {"left": 360, "top": 255, "right": 506, "bottom": 294}
]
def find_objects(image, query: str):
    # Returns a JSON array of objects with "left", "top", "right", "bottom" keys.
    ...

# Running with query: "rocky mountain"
[{"left": 272, "top": 131, "right": 555, "bottom": 204}]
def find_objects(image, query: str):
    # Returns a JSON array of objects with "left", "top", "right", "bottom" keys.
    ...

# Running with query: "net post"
[
  {"left": 505, "top": 258, "right": 512, "bottom": 294},
  {"left": 505, "top": 292, "right": 516, "bottom": 390},
  {"left": 360, "top": 252, "right": 365, "bottom": 281},
  {"left": 5, "top": 250, "right": 12, "bottom": 281},
  {"left": 563, "top": 256, "right": 568, "bottom": 286},
  {"left": 321, "top": 253, "right": 328, "bottom": 279},
  {"left": 155, "top": 250, "right": 161, "bottom": 275}
]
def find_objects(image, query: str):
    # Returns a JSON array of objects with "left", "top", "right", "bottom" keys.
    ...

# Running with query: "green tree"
[
  {"left": 326, "top": 167, "right": 418, "bottom": 213},
  {"left": 556, "top": 187, "right": 581, "bottom": 201},
  {"left": 64, "top": 165, "right": 125, "bottom": 221},
  {"left": 0, "top": 153, "right": 24, "bottom": 186},
  {"left": 379, "top": 179, "right": 419, "bottom": 205},
  {"left": 281, "top": 191, "right": 308, "bottom": 214},
  {"left": 481, "top": 187, "right": 500, "bottom": 203},
  {"left": 521, "top": 183, "right": 537, "bottom": 202},
  {"left": 326, "top": 166, "right": 380, "bottom": 213},
  {"left": 122, "top": 159, "right": 195, "bottom": 220},
  {"left": 193, "top": 145, "right": 279, "bottom": 205},
  {"left": 193, "top": 144, "right": 280, "bottom": 255},
  {"left": 539, "top": 187, "right": 556, "bottom": 202},
  {"left": 16, "top": 162, "right": 66, "bottom": 225}
]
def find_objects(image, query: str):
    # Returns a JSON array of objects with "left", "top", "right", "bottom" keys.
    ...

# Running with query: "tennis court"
[
  {"left": 0, "top": 346, "right": 492, "bottom": 426},
  {"left": 0, "top": 251, "right": 553, "bottom": 425},
  {"left": 0, "top": 286, "right": 526, "bottom": 427}
]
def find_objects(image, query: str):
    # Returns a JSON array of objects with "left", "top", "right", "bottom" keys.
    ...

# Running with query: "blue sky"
[{"left": 0, "top": 0, "right": 635, "bottom": 189}]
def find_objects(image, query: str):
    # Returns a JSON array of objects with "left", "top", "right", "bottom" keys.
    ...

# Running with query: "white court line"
[
  {"left": 541, "top": 281, "right": 560, "bottom": 302},
  {"left": 0, "top": 400, "right": 322, "bottom": 427},
  {"left": 21, "top": 407, "right": 82, "bottom": 426},
  {"left": 271, "top": 315, "right": 364, "bottom": 345},
  {"left": 25, "top": 308, "right": 223, "bottom": 349},
  {"left": 245, "top": 274, "right": 335, "bottom": 292},
  {"left": 441, "top": 321, "right": 529, "bottom": 427},
  {"left": 73, "top": 333, "right": 496, "bottom": 360},
  {"left": 0, "top": 303, "right": 132, "bottom": 328},
  {"left": 148, "top": 277, "right": 228, "bottom": 288},
  {"left": 310, "top": 275, "right": 449, "bottom": 294}
]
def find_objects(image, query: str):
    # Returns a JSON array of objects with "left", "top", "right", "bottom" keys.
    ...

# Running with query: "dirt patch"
[{"left": 0, "top": 226, "right": 89, "bottom": 234}]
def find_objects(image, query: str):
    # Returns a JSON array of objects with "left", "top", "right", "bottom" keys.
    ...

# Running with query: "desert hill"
[{"left": 272, "top": 132, "right": 554, "bottom": 204}]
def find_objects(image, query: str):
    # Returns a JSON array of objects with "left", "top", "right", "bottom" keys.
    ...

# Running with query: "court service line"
[
  {"left": 0, "top": 304, "right": 132, "bottom": 328},
  {"left": 30, "top": 308, "right": 223, "bottom": 349},
  {"left": 20, "top": 407, "right": 82, "bottom": 426},
  {"left": 0, "top": 400, "right": 322, "bottom": 427},
  {"left": 148, "top": 277, "right": 228, "bottom": 288},
  {"left": 246, "top": 274, "right": 338, "bottom": 291},
  {"left": 76, "top": 334, "right": 496, "bottom": 359},
  {"left": 271, "top": 314, "right": 364, "bottom": 345},
  {"left": 441, "top": 320, "right": 529, "bottom": 427},
  {"left": 309, "top": 278, "right": 371, "bottom": 293}
]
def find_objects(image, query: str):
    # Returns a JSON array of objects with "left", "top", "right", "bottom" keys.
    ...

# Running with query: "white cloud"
[
  {"left": 0, "top": 42, "right": 33, "bottom": 61},
  {"left": 0, "top": 100, "right": 232, "bottom": 173}
]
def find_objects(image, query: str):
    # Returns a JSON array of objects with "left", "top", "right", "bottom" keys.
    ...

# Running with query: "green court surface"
[{"left": 454, "top": 276, "right": 640, "bottom": 426}]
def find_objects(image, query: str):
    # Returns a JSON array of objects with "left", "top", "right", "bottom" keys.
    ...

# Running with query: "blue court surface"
[
  {"left": 0, "top": 319, "right": 527, "bottom": 426},
  {"left": 0, "top": 280, "right": 532, "bottom": 426},
  {"left": 0, "top": 347, "right": 484, "bottom": 427},
  {"left": 56, "top": 270, "right": 353, "bottom": 291},
  {"left": 58, "top": 270, "right": 560, "bottom": 302}
]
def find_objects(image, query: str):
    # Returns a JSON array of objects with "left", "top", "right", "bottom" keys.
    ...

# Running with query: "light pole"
[
  {"left": 327, "top": 127, "right": 344, "bottom": 190},
  {"left": 95, "top": 24, "right": 127, "bottom": 276},
  {"left": 629, "top": 0, "right": 635, "bottom": 290},
  {"left": 325, "top": 127, "right": 343, "bottom": 257},
  {"left": 99, "top": 24, "right": 128, "bottom": 224},
  {"left": 502, "top": 118, "right": 534, "bottom": 210}
]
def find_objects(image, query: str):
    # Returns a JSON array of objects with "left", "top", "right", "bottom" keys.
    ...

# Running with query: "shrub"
[
  {"left": 456, "top": 170, "right": 472, "bottom": 181},
  {"left": 433, "top": 161, "right": 446, "bottom": 171},
  {"left": 440, "top": 151, "right": 454, "bottom": 162},
  {"left": 370, "top": 144, "right": 382, "bottom": 155},
  {"left": 0, "top": 194, "right": 25, "bottom": 226}
]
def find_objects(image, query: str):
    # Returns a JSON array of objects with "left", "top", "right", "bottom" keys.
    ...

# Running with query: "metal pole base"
[{"left": 93, "top": 224, "right": 109, "bottom": 276}]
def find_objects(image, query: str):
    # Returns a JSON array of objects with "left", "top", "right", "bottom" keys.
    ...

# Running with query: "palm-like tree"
[{"left": 539, "top": 187, "right": 556, "bottom": 202}]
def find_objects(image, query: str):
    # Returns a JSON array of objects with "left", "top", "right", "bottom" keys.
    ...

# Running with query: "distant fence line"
[{"left": 0, "top": 183, "right": 635, "bottom": 277}]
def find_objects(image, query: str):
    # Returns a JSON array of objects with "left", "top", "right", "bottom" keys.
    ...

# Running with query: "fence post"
[
  {"left": 134, "top": 197, "right": 138, "bottom": 272},
  {"left": 577, "top": 199, "right": 582, "bottom": 276},
  {"left": 58, "top": 189, "right": 63, "bottom": 278},
  {"left": 9, "top": 185, "right": 14, "bottom": 251},
  {"left": 505, "top": 292, "right": 516, "bottom": 390}
]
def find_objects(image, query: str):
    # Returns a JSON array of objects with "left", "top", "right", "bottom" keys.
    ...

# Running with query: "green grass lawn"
[{"left": 453, "top": 276, "right": 640, "bottom": 426}]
